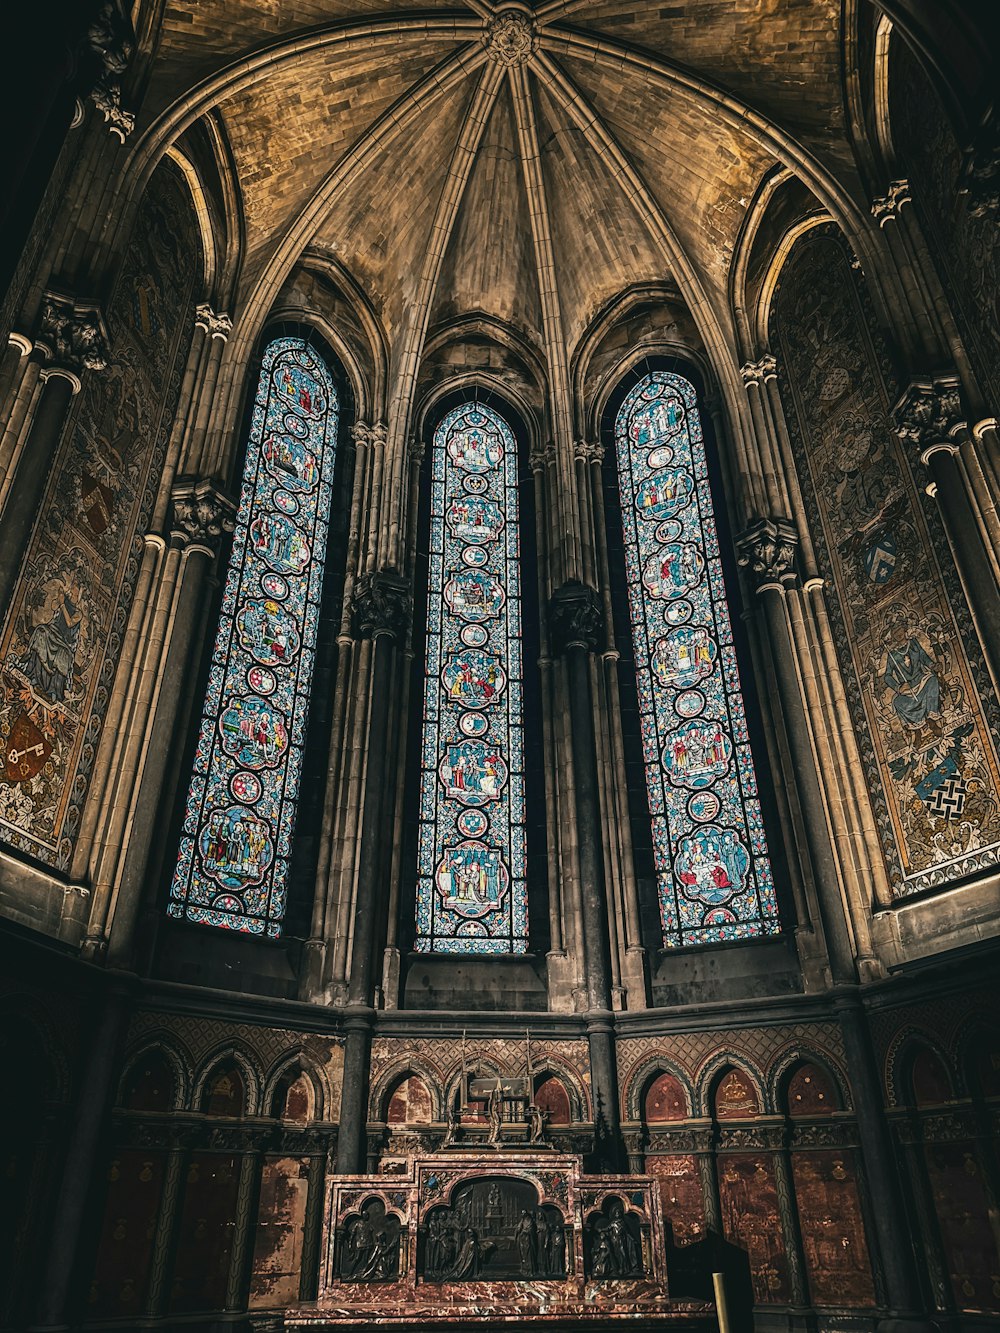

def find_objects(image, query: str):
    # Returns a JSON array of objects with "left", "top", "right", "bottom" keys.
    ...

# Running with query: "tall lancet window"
[
  {"left": 615, "top": 371, "right": 779, "bottom": 947},
  {"left": 415, "top": 402, "right": 527, "bottom": 954},
  {"left": 169, "top": 336, "right": 339, "bottom": 936}
]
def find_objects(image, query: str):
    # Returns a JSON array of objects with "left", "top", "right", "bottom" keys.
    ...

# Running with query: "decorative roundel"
[
  {"left": 283, "top": 413, "right": 309, "bottom": 439},
  {"left": 675, "top": 689, "right": 706, "bottom": 719},
  {"left": 460, "top": 712, "right": 490, "bottom": 738},
  {"left": 462, "top": 546, "right": 489, "bottom": 568},
  {"left": 665, "top": 599, "right": 693, "bottom": 626},
  {"left": 247, "top": 665, "right": 277, "bottom": 695},
  {"left": 655, "top": 519, "right": 683, "bottom": 544},
  {"left": 463, "top": 474, "right": 488, "bottom": 495},
  {"left": 260, "top": 572, "right": 288, "bottom": 600},
  {"left": 687, "top": 790, "right": 721, "bottom": 823},
  {"left": 230, "top": 770, "right": 263, "bottom": 803},
  {"left": 647, "top": 445, "right": 674, "bottom": 469},
  {"left": 457, "top": 809, "right": 489, "bottom": 838},
  {"left": 273, "top": 489, "right": 299, "bottom": 516},
  {"left": 461, "top": 624, "right": 489, "bottom": 647}
]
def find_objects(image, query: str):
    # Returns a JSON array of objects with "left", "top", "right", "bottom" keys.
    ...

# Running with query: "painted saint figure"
[
  {"left": 15, "top": 571, "right": 86, "bottom": 703},
  {"left": 878, "top": 632, "right": 942, "bottom": 731}
]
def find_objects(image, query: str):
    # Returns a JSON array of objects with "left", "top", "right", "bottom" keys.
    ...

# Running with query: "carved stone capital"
[
  {"left": 574, "top": 439, "right": 605, "bottom": 466},
  {"left": 170, "top": 477, "right": 236, "bottom": 549},
  {"left": 736, "top": 515, "right": 798, "bottom": 590},
  {"left": 892, "top": 374, "right": 969, "bottom": 463},
  {"left": 407, "top": 434, "right": 426, "bottom": 466},
  {"left": 871, "top": 179, "right": 912, "bottom": 226},
  {"left": 959, "top": 107, "right": 1000, "bottom": 221},
  {"left": 351, "top": 420, "right": 387, "bottom": 452},
  {"left": 90, "top": 79, "right": 135, "bottom": 141},
  {"left": 484, "top": 10, "right": 536, "bottom": 66},
  {"left": 740, "top": 353, "right": 777, "bottom": 388},
  {"left": 194, "top": 303, "right": 233, "bottom": 341},
  {"left": 549, "top": 579, "right": 604, "bottom": 655},
  {"left": 88, "top": 1, "right": 134, "bottom": 79},
  {"left": 36, "top": 293, "right": 109, "bottom": 376},
  {"left": 351, "top": 569, "right": 411, "bottom": 641}
]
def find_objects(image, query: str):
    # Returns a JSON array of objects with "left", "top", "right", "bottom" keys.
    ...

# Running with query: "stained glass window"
[
  {"left": 168, "top": 336, "right": 338, "bottom": 936},
  {"left": 614, "top": 371, "right": 779, "bottom": 947},
  {"left": 415, "top": 402, "right": 527, "bottom": 954}
]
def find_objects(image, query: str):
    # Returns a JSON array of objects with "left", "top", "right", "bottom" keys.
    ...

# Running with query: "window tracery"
[
  {"left": 614, "top": 371, "right": 779, "bottom": 947},
  {"left": 168, "top": 336, "right": 339, "bottom": 936},
  {"left": 415, "top": 402, "right": 527, "bottom": 954}
]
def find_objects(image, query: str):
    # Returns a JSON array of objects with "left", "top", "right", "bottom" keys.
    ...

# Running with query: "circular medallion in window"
[
  {"left": 230, "top": 770, "right": 262, "bottom": 804},
  {"left": 687, "top": 790, "right": 721, "bottom": 823},
  {"left": 459, "top": 712, "right": 490, "bottom": 738},
  {"left": 461, "top": 624, "right": 489, "bottom": 647},
  {"left": 655, "top": 519, "right": 682, "bottom": 544},
  {"left": 260, "top": 572, "right": 288, "bottom": 600},
  {"left": 462, "top": 546, "right": 488, "bottom": 568},
  {"left": 675, "top": 689, "right": 705, "bottom": 719},
  {"left": 247, "top": 665, "right": 277, "bottom": 696},
  {"left": 273, "top": 489, "right": 299, "bottom": 516},
  {"left": 463, "top": 474, "right": 488, "bottom": 495},
  {"left": 457, "top": 809, "right": 489, "bottom": 838},
  {"left": 665, "top": 598, "right": 693, "bottom": 626}
]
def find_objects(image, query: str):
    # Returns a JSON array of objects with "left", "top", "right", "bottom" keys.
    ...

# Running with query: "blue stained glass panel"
[
  {"left": 168, "top": 337, "right": 338, "bottom": 936},
  {"left": 615, "top": 372, "right": 779, "bottom": 947},
  {"left": 415, "top": 403, "right": 527, "bottom": 954}
]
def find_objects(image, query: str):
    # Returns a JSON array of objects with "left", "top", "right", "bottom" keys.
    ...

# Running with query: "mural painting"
[
  {"left": 0, "top": 163, "right": 201, "bottom": 867},
  {"left": 718, "top": 1155, "right": 791, "bottom": 1305},
  {"left": 249, "top": 1156, "right": 311, "bottom": 1308},
  {"left": 772, "top": 228, "right": 1000, "bottom": 896}
]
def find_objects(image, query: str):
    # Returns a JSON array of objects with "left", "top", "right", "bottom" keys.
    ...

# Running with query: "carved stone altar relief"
[
  {"left": 422, "top": 1177, "right": 567, "bottom": 1281},
  {"left": 772, "top": 226, "right": 1000, "bottom": 898},
  {"left": 0, "top": 162, "right": 201, "bottom": 869}
]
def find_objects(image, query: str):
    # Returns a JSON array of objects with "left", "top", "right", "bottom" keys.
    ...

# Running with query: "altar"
[{"left": 282, "top": 1153, "right": 717, "bottom": 1329}]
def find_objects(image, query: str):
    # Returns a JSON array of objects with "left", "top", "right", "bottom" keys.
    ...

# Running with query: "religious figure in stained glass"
[
  {"left": 415, "top": 402, "right": 527, "bottom": 953},
  {"left": 614, "top": 371, "right": 779, "bottom": 946},
  {"left": 168, "top": 337, "right": 339, "bottom": 936}
]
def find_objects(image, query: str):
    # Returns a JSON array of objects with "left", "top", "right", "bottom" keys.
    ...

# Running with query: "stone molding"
[
  {"left": 892, "top": 374, "right": 969, "bottom": 463},
  {"left": 549, "top": 579, "right": 604, "bottom": 655},
  {"left": 35, "top": 292, "right": 109, "bottom": 380},
  {"left": 736, "top": 515, "right": 798, "bottom": 591},
  {"left": 351, "top": 568, "right": 411, "bottom": 641},
  {"left": 483, "top": 10, "right": 537, "bottom": 67},
  {"left": 194, "top": 304, "right": 233, "bottom": 341},
  {"left": 170, "top": 477, "right": 237, "bottom": 550}
]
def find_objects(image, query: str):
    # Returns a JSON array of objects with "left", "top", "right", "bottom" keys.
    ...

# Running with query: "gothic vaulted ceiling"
[{"left": 142, "top": 0, "right": 850, "bottom": 357}]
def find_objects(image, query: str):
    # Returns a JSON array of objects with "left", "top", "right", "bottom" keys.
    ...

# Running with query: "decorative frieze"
[
  {"left": 351, "top": 568, "right": 411, "bottom": 641},
  {"left": 735, "top": 516, "right": 798, "bottom": 591},
  {"left": 549, "top": 579, "right": 604, "bottom": 654}
]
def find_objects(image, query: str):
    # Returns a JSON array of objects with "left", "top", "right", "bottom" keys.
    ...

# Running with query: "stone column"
[
  {"left": 894, "top": 1111, "right": 953, "bottom": 1313},
  {"left": 336, "top": 569, "right": 411, "bottom": 1176},
  {"left": 549, "top": 579, "right": 622, "bottom": 1169},
  {"left": 224, "top": 1132, "right": 265, "bottom": 1312},
  {"left": 142, "top": 1127, "right": 192, "bottom": 1318},
  {"left": 299, "top": 1135, "right": 332, "bottom": 1301},
  {"left": 893, "top": 374, "right": 1000, "bottom": 692},
  {"left": 773, "top": 1125, "right": 810, "bottom": 1312},
  {"left": 102, "top": 479, "right": 235, "bottom": 964},
  {"left": 0, "top": 292, "right": 108, "bottom": 615},
  {"left": 735, "top": 516, "right": 856, "bottom": 985},
  {"left": 29, "top": 986, "right": 129, "bottom": 1331}
]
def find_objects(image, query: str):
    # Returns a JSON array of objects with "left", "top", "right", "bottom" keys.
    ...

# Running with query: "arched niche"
[
  {"left": 644, "top": 1071, "right": 689, "bottom": 1124},
  {"left": 270, "top": 1066, "right": 316, "bottom": 1123},
  {"left": 533, "top": 1074, "right": 571, "bottom": 1126},
  {"left": 386, "top": 1073, "right": 434, "bottom": 1126},
  {"left": 785, "top": 1061, "right": 839, "bottom": 1118},
  {"left": 908, "top": 1046, "right": 955, "bottom": 1107},
  {"left": 121, "top": 1049, "right": 177, "bottom": 1113},
  {"left": 713, "top": 1066, "right": 762, "bottom": 1121},
  {"left": 200, "top": 1060, "right": 247, "bottom": 1118}
]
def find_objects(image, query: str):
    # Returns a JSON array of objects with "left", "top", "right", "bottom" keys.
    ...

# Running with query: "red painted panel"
[
  {"left": 279, "top": 1073, "right": 312, "bottom": 1123},
  {"left": 202, "top": 1065, "right": 246, "bottom": 1118},
  {"left": 535, "top": 1076, "right": 571, "bottom": 1125},
  {"left": 718, "top": 1155, "right": 791, "bottom": 1304},
  {"left": 923, "top": 1141, "right": 1000, "bottom": 1313},
  {"left": 646, "top": 1154, "right": 707, "bottom": 1244},
  {"left": 249, "top": 1155, "right": 310, "bottom": 1309},
  {"left": 714, "top": 1070, "right": 761, "bottom": 1120},
  {"left": 787, "top": 1064, "right": 836, "bottom": 1117},
  {"left": 791, "top": 1150, "right": 875, "bottom": 1307},
  {"left": 88, "top": 1149, "right": 165, "bottom": 1317},
  {"left": 170, "top": 1153, "right": 240, "bottom": 1313},
  {"left": 387, "top": 1075, "right": 433, "bottom": 1125},
  {"left": 645, "top": 1073, "right": 688, "bottom": 1122}
]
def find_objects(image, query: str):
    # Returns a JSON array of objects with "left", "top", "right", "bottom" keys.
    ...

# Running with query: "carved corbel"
[
  {"left": 871, "top": 179, "right": 912, "bottom": 226},
  {"left": 86, "top": 2, "right": 136, "bottom": 141},
  {"left": 736, "top": 515, "right": 799, "bottom": 592}
]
